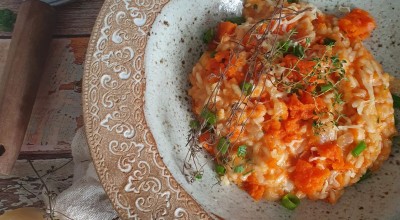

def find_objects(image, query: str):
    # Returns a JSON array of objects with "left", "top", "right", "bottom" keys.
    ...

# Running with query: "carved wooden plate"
[{"left": 83, "top": 0, "right": 400, "bottom": 219}]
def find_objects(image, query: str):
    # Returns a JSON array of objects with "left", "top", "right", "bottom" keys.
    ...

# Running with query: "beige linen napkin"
[{"left": 52, "top": 128, "right": 118, "bottom": 220}]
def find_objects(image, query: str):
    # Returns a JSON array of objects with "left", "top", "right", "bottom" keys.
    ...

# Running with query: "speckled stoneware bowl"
[{"left": 83, "top": 0, "right": 400, "bottom": 219}]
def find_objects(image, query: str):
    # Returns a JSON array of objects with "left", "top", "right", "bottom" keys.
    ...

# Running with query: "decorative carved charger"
[
  {"left": 82, "top": 0, "right": 210, "bottom": 219},
  {"left": 83, "top": 0, "right": 400, "bottom": 219}
]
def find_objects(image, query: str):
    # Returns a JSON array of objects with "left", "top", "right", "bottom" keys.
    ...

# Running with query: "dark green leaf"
[
  {"left": 237, "top": 145, "right": 247, "bottom": 158},
  {"left": 287, "top": 0, "right": 299, "bottom": 3},
  {"left": 0, "top": 9, "right": 17, "bottom": 32},
  {"left": 392, "top": 93, "right": 400, "bottom": 109},
  {"left": 189, "top": 120, "right": 200, "bottom": 129},
  {"left": 393, "top": 136, "right": 400, "bottom": 147},
  {"left": 225, "top": 16, "right": 246, "bottom": 25},
  {"left": 291, "top": 44, "right": 305, "bottom": 58},
  {"left": 277, "top": 40, "right": 291, "bottom": 53},
  {"left": 320, "top": 83, "right": 334, "bottom": 93},
  {"left": 210, "top": 51, "right": 217, "bottom": 58},
  {"left": 215, "top": 164, "right": 226, "bottom": 175},
  {"left": 203, "top": 28, "right": 215, "bottom": 44},
  {"left": 358, "top": 169, "right": 372, "bottom": 183},
  {"left": 323, "top": 38, "right": 336, "bottom": 46},
  {"left": 234, "top": 165, "right": 245, "bottom": 173},
  {"left": 217, "top": 137, "right": 230, "bottom": 154}
]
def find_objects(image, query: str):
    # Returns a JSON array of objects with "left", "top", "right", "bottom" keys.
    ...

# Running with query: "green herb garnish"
[
  {"left": 291, "top": 44, "right": 305, "bottom": 58},
  {"left": 358, "top": 169, "right": 372, "bottom": 183},
  {"left": 323, "top": 38, "right": 336, "bottom": 46},
  {"left": 234, "top": 165, "right": 245, "bottom": 173},
  {"left": 217, "top": 137, "right": 230, "bottom": 154},
  {"left": 352, "top": 141, "right": 367, "bottom": 157},
  {"left": 393, "top": 136, "right": 400, "bottom": 147},
  {"left": 195, "top": 172, "right": 203, "bottom": 180},
  {"left": 225, "top": 16, "right": 246, "bottom": 25},
  {"left": 189, "top": 120, "right": 200, "bottom": 129},
  {"left": 201, "top": 108, "right": 217, "bottom": 125},
  {"left": 287, "top": 0, "right": 299, "bottom": 3},
  {"left": 320, "top": 82, "right": 334, "bottom": 93},
  {"left": 210, "top": 51, "right": 217, "bottom": 58},
  {"left": 240, "top": 82, "right": 253, "bottom": 96},
  {"left": 281, "top": 193, "right": 300, "bottom": 210},
  {"left": 392, "top": 93, "right": 400, "bottom": 109},
  {"left": 277, "top": 40, "right": 291, "bottom": 54},
  {"left": 237, "top": 145, "right": 247, "bottom": 158},
  {"left": 203, "top": 28, "right": 215, "bottom": 44},
  {"left": 0, "top": 9, "right": 17, "bottom": 32},
  {"left": 216, "top": 164, "right": 226, "bottom": 175}
]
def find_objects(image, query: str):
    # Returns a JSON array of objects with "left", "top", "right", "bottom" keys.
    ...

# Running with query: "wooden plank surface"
[
  {"left": 0, "top": 159, "right": 74, "bottom": 214},
  {"left": 0, "top": 0, "right": 102, "bottom": 214},
  {"left": 0, "top": 37, "right": 88, "bottom": 157},
  {"left": 0, "top": 0, "right": 104, "bottom": 37}
]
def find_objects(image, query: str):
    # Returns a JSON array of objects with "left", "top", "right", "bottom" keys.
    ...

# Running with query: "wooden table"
[{"left": 0, "top": 0, "right": 103, "bottom": 213}]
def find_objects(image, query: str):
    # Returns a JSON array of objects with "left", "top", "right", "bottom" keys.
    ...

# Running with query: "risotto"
[{"left": 187, "top": 0, "right": 397, "bottom": 205}]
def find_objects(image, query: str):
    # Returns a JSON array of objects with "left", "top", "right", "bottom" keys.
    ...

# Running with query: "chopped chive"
[
  {"left": 189, "top": 120, "right": 200, "bottom": 129},
  {"left": 195, "top": 172, "right": 203, "bottom": 180},
  {"left": 224, "top": 16, "right": 246, "bottom": 25},
  {"left": 215, "top": 164, "right": 226, "bottom": 175},
  {"left": 237, "top": 145, "right": 247, "bottom": 158},
  {"left": 281, "top": 193, "right": 300, "bottom": 210},
  {"left": 358, "top": 169, "right": 372, "bottom": 183},
  {"left": 392, "top": 93, "right": 400, "bottom": 109},
  {"left": 210, "top": 51, "right": 217, "bottom": 58},
  {"left": 234, "top": 165, "right": 245, "bottom": 173},
  {"left": 352, "top": 141, "right": 367, "bottom": 157},
  {"left": 320, "top": 83, "right": 334, "bottom": 93},
  {"left": 240, "top": 82, "right": 253, "bottom": 96},
  {"left": 287, "top": 0, "right": 299, "bottom": 3},
  {"left": 242, "top": 169, "right": 254, "bottom": 176},
  {"left": 203, "top": 28, "right": 215, "bottom": 44},
  {"left": 217, "top": 137, "right": 230, "bottom": 154},
  {"left": 323, "top": 37, "right": 336, "bottom": 46},
  {"left": 200, "top": 108, "right": 217, "bottom": 125}
]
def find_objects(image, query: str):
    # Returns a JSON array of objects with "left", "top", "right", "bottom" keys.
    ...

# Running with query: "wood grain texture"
[
  {"left": 0, "top": 37, "right": 87, "bottom": 158},
  {"left": 0, "top": 0, "right": 104, "bottom": 37},
  {"left": 0, "top": 159, "right": 74, "bottom": 214},
  {"left": 0, "top": 0, "right": 57, "bottom": 175}
]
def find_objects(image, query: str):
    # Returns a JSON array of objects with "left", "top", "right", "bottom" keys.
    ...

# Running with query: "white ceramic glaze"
[{"left": 144, "top": 0, "right": 400, "bottom": 219}]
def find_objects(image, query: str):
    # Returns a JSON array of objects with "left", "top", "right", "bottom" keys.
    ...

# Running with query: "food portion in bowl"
[{"left": 186, "top": 0, "right": 397, "bottom": 207}]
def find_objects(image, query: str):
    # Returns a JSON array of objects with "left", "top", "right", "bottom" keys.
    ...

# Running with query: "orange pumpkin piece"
[
  {"left": 292, "top": 159, "right": 330, "bottom": 196},
  {"left": 199, "top": 132, "right": 214, "bottom": 154},
  {"left": 286, "top": 94, "right": 315, "bottom": 120},
  {"left": 242, "top": 174, "right": 265, "bottom": 200},
  {"left": 217, "top": 21, "right": 238, "bottom": 41},
  {"left": 338, "top": 8, "right": 376, "bottom": 41}
]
